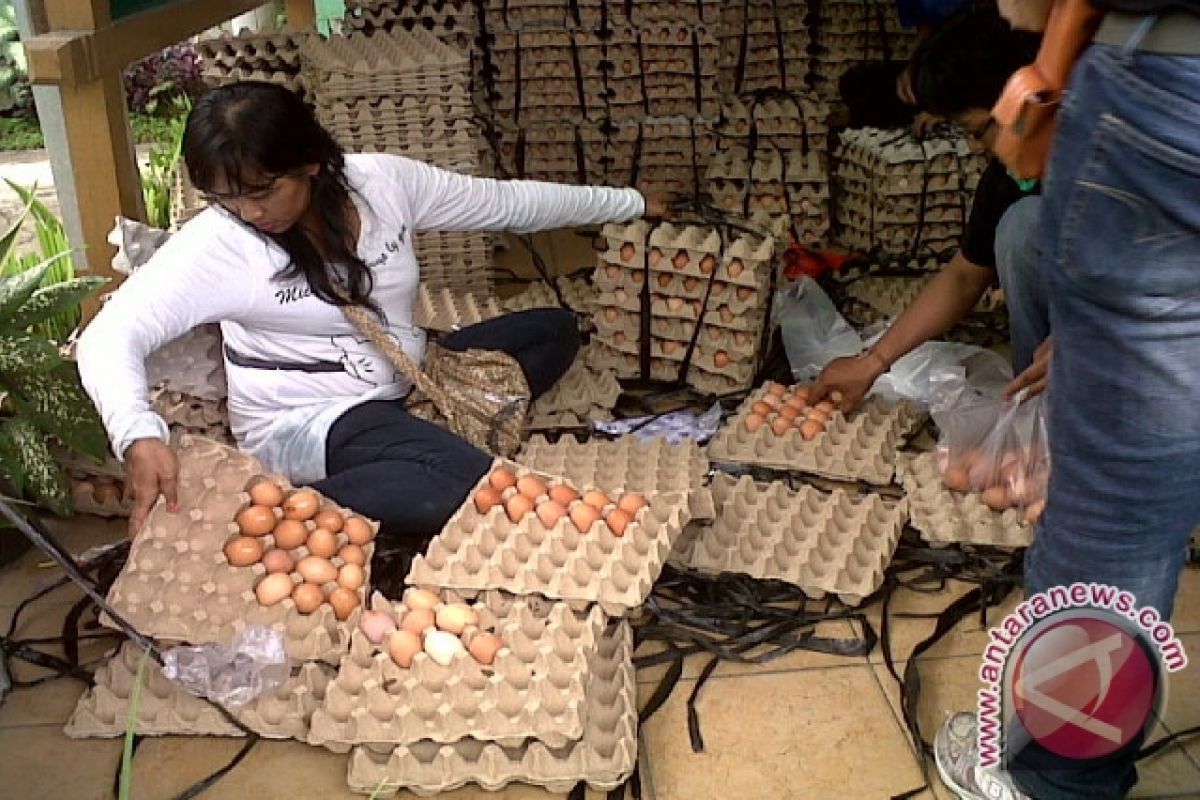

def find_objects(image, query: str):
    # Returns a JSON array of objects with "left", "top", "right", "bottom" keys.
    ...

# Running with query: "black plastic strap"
[
  {"left": 689, "top": 118, "right": 701, "bottom": 199},
  {"left": 569, "top": 781, "right": 587, "bottom": 800},
  {"left": 673, "top": 224, "right": 725, "bottom": 386},
  {"left": 910, "top": 139, "right": 931, "bottom": 260},
  {"left": 568, "top": 33, "right": 588, "bottom": 120},
  {"left": 512, "top": 32, "right": 522, "bottom": 126},
  {"left": 515, "top": 128, "right": 527, "bottom": 179},
  {"left": 687, "top": 655, "right": 720, "bottom": 752},
  {"left": 636, "top": 33, "right": 651, "bottom": 117},
  {"left": 639, "top": 648, "right": 684, "bottom": 723},
  {"left": 630, "top": 121, "right": 643, "bottom": 187},
  {"left": 574, "top": 128, "right": 588, "bottom": 185},
  {"left": 771, "top": 0, "right": 788, "bottom": 91},
  {"left": 637, "top": 227, "right": 654, "bottom": 381},
  {"left": 173, "top": 735, "right": 260, "bottom": 800},
  {"left": 567, "top": 0, "right": 581, "bottom": 28},
  {"left": 690, "top": 28, "right": 704, "bottom": 115},
  {"left": 734, "top": 0, "right": 750, "bottom": 94}
]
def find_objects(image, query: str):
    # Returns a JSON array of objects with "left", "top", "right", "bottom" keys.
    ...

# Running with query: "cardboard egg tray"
[
  {"left": 196, "top": 31, "right": 307, "bottom": 100},
  {"left": 346, "top": 620, "right": 635, "bottom": 797},
  {"left": 707, "top": 388, "right": 927, "bottom": 485},
  {"left": 584, "top": 341, "right": 748, "bottom": 397},
  {"left": 101, "top": 435, "right": 377, "bottom": 663},
  {"left": 407, "top": 459, "right": 693, "bottom": 614},
  {"left": 415, "top": 233, "right": 494, "bottom": 294},
  {"left": 500, "top": 277, "right": 597, "bottom": 320},
  {"left": 301, "top": 28, "right": 470, "bottom": 95},
  {"left": 529, "top": 358, "right": 621, "bottom": 421},
  {"left": 413, "top": 285, "right": 505, "bottom": 333},
  {"left": 672, "top": 473, "right": 907, "bottom": 605},
  {"left": 70, "top": 477, "right": 132, "bottom": 518},
  {"left": 844, "top": 275, "right": 1000, "bottom": 321},
  {"left": 718, "top": 94, "right": 831, "bottom": 148},
  {"left": 809, "top": 0, "right": 916, "bottom": 97},
  {"left": 344, "top": 0, "right": 479, "bottom": 51},
  {"left": 595, "top": 308, "right": 761, "bottom": 355},
  {"left": 897, "top": 452, "right": 1033, "bottom": 549},
  {"left": 65, "top": 641, "right": 332, "bottom": 740},
  {"left": 716, "top": 0, "right": 811, "bottom": 94},
  {"left": 309, "top": 590, "right": 607, "bottom": 750},
  {"left": 143, "top": 324, "right": 227, "bottom": 401}
]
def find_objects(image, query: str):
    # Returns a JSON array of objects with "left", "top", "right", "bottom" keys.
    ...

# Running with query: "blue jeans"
[
  {"left": 1008, "top": 38, "right": 1200, "bottom": 800},
  {"left": 995, "top": 195, "right": 1050, "bottom": 374}
]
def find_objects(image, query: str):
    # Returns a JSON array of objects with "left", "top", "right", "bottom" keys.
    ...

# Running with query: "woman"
[{"left": 77, "top": 81, "right": 662, "bottom": 541}]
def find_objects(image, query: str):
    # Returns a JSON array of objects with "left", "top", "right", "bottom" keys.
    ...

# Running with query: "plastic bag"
[
  {"left": 593, "top": 401, "right": 723, "bottom": 444},
  {"left": 775, "top": 277, "right": 864, "bottom": 383},
  {"left": 161, "top": 626, "right": 289, "bottom": 707},
  {"left": 929, "top": 358, "right": 1049, "bottom": 523}
]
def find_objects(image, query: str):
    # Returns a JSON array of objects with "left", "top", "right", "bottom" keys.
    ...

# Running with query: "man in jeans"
[{"left": 936, "top": 8, "right": 1200, "bottom": 800}]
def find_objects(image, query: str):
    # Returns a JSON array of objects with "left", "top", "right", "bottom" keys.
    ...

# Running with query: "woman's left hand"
[{"left": 639, "top": 190, "right": 672, "bottom": 220}]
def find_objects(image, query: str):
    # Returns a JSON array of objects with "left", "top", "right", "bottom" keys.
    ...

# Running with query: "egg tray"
[
  {"left": 70, "top": 479, "right": 133, "bottom": 518},
  {"left": 196, "top": 30, "right": 306, "bottom": 70},
  {"left": 670, "top": 473, "right": 906, "bottom": 605},
  {"left": 896, "top": 452, "right": 1033, "bottom": 549},
  {"left": 317, "top": 95, "right": 474, "bottom": 124},
  {"left": 705, "top": 145, "right": 828, "bottom": 185},
  {"left": 706, "top": 389, "right": 927, "bottom": 485},
  {"left": 151, "top": 386, "right": 229, "bottom": 430},
  {"left": 407, "top": 459, "right": 693, "bottom": 615},
  {"left": 844, "top": 275, "right": 1000, "bottom": 320},
  {"left": 594, "top": 258, "right": 772, "bottom": 300},
  {"left": 301, "top": 28, "right": 469, "bottom": 80},
  {"left": 65, "top": 641, "right": 332, "bottom": 740},
  {"left": 101, "top": 435, "right": 377, "bottom": 664},
  {"left": 144, "top": 324, "right": 227, "bottom": 401},
  {"left": 531, "top": 358, "right": 621, "bottom": 419},
  {"left": 346, "top": 620, "right": 634, "bottom": 797},
  {"left": 501, "top": 277, "right": 597, "bottom": 319},
  {"left": 413, "top": 286, "right": 505, "bottom": 333},
  {"left": 595, "top": 285, "right": 766, "bottom": 325},
  {"left": 309, "top": 590, "right": 607, "bottom": 750},
  {"left": 592, "top": 331, "right": 756, "bottom": 385},
  {"left": 584, "top": 341, "right": 750, "bottom": 397},
  {"left": 599, "top": 221, "right": 776, "bottom": 285},
  {"left": 595, "top": 307, "right": 763, "bottom": 355}
]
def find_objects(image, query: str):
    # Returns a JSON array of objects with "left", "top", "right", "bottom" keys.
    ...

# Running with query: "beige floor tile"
[
  {"left": 1168, "top": 567, "right": 1200, "bottom": 635},
  {"left": 640, "top": 666, "right": 927, "bottom": 799},
  {"left": 0, "top": 514, "right": 126, "bottom": 607},
  {"left": 0, "top": 724, "right": 121, "bottom": 799}
]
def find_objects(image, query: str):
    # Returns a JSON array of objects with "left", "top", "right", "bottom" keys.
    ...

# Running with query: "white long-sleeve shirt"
[{"left": 77, "top": 154, "right": 644, "bottom": 484}]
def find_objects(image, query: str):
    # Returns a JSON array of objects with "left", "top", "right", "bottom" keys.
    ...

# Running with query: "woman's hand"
[
  {"left": 810, "top": 351, "right": 888, "bottom": 412},
  {"left": 639, "top": 190, "right": 672, "bottom": 220},
  {"left": 1004, "top": 336, "right": 1052, "bottom": 400},
  {"left": 123, "top": 438, "right": 180, "bottom": 538}
]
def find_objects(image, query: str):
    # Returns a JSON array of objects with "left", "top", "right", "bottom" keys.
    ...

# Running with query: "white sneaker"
[{"left": 934, "top": 711, "right": 1032, "bottom": 800}]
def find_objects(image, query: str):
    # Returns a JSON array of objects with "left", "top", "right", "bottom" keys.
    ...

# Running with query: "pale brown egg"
[
  {"left": 360, "top": 610, "right": 397, "bottom": 644},
  {"left": 648, "top": 247, "right": 664, "bottom": 267},
  {"left": 468, "top": 633, "right": 504, "bottom": 666},
  {"left": 516, "top": 474, "right": 548, "bottom": 499},
  {"left": 236, "top": 505, "right": 277, "bottom": 537},
  {"left": 582, "top": 490, "right": 611, "bottom": 510},
  {"left": 1024, "top": 499, "right": 1046, "bottom": 524},
  {"left": 666, "top": 297, "right": 685, "bottom": 312},
  {"left": 328, "top": 587, "right": 360, "bottom": 621},
  {"left": 388, "top": 630, "right": 422, "bottom": 668},
  {"left": 699, "top": 254, "right": 717, "bottom": 274},
  {"left": 536, "top": 500, "right": 567, "bottom": 528},
  {"left": 313, "top": 509, "right": 345, "bottom": 533},
  {"left": 424, "top": 630, "right": 465, "bottom": 666},
  {"left": 261, "top": 548, "right": 296, "bottom": 574},
  {"left": 684, "top": 277, "right": 701, "bottom": 292},
  {"left": 282, "top": 489, "right": 321, "bottom": 521},
  {"left": 297, "top": 555, "right": 338, "bottom": 585},
  {"left": 292, "top": 582, "right": 325, "bottom": 614},
  {"left": 489, "top": 468, "right": 517, "bottom": 491},
  {"left": 255, "top": 573, "right": 294, "bottom": 606},
  {"left": 606, "top": 508, "right": 632, "bottom": 537},
  {"left": 343, "top": 516, "right": 374, "bottom": 546},
  {"left": 719, "top": 307, "right": 735, "bottom": 323},
  {"left": 617, "top": 492, "right": 647, "bottom": 516},
  {"left": 814, "top": 400, "right": 835, "bottom": 415},
  {"left": 713, "top": 351, "right": 731, "bottom": 368},
  {"left": 727, "top": 258, "right": 745, "bottom": 279},
  {"left": 404, "top": 588, "right": 440, "bottom": 611},
  {"left": 94, "top": 482, "right": 123, "bottom": 505},
  {"left": 224, "top": 536, "right": 264, "bottom": 567},
  {"left": 619, "top": 242, "right": 636, "bottom": 263},
  {"left": 799, "top": 420, "right": 823, "bottom": 441},
  {"left": 784, "top": 393, "right": 808, "bottom": 411},
  {"left": 338, "top": 543, "right": 367, "bottom": 567},
  {"left": 793, "top": 386, "right": 811, "bottom": 403},
  {"left": 745, "top": 413, "right": 765, "bottom": 432},
  {"left": 942, "top": 465, "right": 972, "bottom": 492},
  {"left": 506, "top": 493, "right": 534, "bottom": 523},
  {"left": 338, "top": 563, "right": 366, "bottom": 591},
  {"left": 656, "top": 272, "right": 673, "bottom": 289},
  {"left": 661, "top": 340, "right": 680, "bottom": 355},
  {"left": 779, "top": 405, "right": 801, "bottom": 421},
  {"left": 751, "top": 401, "right": 772, "bottom": 416},
  {"left": 736, "top": 286, "right": 754, "bottom": 302},
  {"left": 271, "top": 519, "right": 308, "bottom": 550},
  {"left": 770, "top": 416, "right": 793, "bottom": 436},
  {"left": 306, "top": 528, "right": 340, "bottom": 559},
  {"left": 806, "top": 409, "right": 830, "bottom": 424},
  {"left": 981, "top": 486, "right": 1009, "bottom": 511},
  {"left": 604, "top": 307, "right": 619, "bottom": 321},
  {"left": 401, "top": 607, "right": 436, "bottom": 636},
  {"left": 548, "top": 484, "right": 579, "bottom": 506},
  {"left": 247, "top": 478, "right": 285, "bottom": 508},
  {"left": 474, "top": 486, "right": 504, "bottom": 514},
  {"left": 605, "top": 265, "right": 622, "bottom": 281},
  {"left": 570, "top": 503, "right": 600, "bottom": 533},
  {"left": 435, "top": 604, "right": 479, "bottom": 635}
]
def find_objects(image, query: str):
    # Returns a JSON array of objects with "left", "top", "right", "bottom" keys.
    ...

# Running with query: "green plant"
[
  {"left": 0, "top": 180, "right": 79, "bottom": 342},
  {"left": 0, "top": 201, "right": 107, "bottom": 517},
  {"left": 141, "top": 95, "right": 190, "bottom": 230},
  {"left": 0, "top": 1, "right": 32, "bottom": 117}
]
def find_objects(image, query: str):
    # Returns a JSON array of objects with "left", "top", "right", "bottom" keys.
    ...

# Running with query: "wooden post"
[{"left": 284, "top": 0, "right": 315, "bottom": 31}]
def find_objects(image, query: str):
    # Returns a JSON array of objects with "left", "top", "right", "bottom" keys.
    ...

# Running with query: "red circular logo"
[{"left": 1010, "top": 615, "right": 1157, "bottom": 760}]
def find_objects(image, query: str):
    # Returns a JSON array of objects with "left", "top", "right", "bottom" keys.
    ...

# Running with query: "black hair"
[
  {"left": 182, "top": 81, "right": 375, "bottom": 311},
  {"left": 909, "top": 2, "right": 1041, "bottom": 118}
]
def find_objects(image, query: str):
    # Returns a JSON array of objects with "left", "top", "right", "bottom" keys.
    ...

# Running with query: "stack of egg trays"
[
  {"left": 501, "top": 277, "right": 597, "bottom": 320},
  {"left": 143, "top": 322, "right": 227, "bottom": 401},
  {"left": 151, "top": 385, "right": 234, "bottom": 444},
  {"left": 482, "top": 0, "right": 720, "bottom": 28},
  {"left": 407, "top": 458, "right": 695, "bottom": 616},
  {"left": 897, "top": 452, "right": 1033, "bottom": 549},
  {"left": 195, "top": 29, "right": 309, "bottom": 102},
  {"left": 527, "top": 358, "right": 622, "bottom": 431},
  {"left": 66, "top": 640, "right": 333, "bottom": 740},
  {"left": 834, "top": 127, "right": 987, "bottom": 257},
  {"left": 809, "top": 0, "right": 916, "bottom": 101},
  {"left": 492, "top": 119, "right": 627, "bottom": 185},
  {"left": 616, "top": 21, "right": 721, "bottom": 121},
  {"left": 671, "top": 473, "right": 907, "bottom": 605},
  {"left": 716, "top": 0, "right": 811, "bottom": 96},
  {"left": 102, "top": 435, "right": 377, "bottom": 664},
  {"left": 346, "top": 619, "right": 636, "bottom": 796},
  {"left": 843, "top": 274, "right": 1001, "bottom": 323},
  {"left": 589, "top": 219, "right": 776, "bottom": 396},
  {"left": 413, "top": 233, "right": 496, "bottom": 295},
  {"left": 55, "top": 446, "right": 130, "bottom": 517},
  {"left": 343, "top": 0, "right": 479, "bottom": 54},
  {"left": 706, "top": 386, "right": 926, "bottom": 485},
  {"left": 613, "top": 115, "right": 717, "bottom": 196},
  {"left": 309, "top": 589, "right": 608, "bottom": 751},
  {"left": 413, "top": 285, "right": 506, "bottom": 333}
]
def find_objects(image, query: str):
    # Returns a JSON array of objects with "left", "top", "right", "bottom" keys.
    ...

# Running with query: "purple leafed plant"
[{"left": 122, "top": 43, "right": 205, "bottom": 114}]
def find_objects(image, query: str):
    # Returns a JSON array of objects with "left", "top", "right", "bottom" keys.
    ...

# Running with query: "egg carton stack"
[
  {"left": 834, "top": 127, "right": 988, "bottom": 258},
  {"left": 492, "top": 119, "right": 624, "bottom": 185},
  {"left": 809, "top": 0, "right": 916, "bottom": 102},
  {"left": 195, "top": 30, "right": 308, "bottom": 102},
  {"left": 625, "top": 21, "right": 721, "bottom": 121},
  {"left": 707, "top": 94, "right": 832, "bottom": 245},
  {"left": 151, "top": 386, "right": 233, "bottom": 445},
  {"left": 482, "top": 0, "right": 720, "bottom": 32},
  {"left": 670, "top": 473, "right": 907, "bottom": 605},
  {"left": 527, "top": 357, "right": 622, "bottom": 431},
  {"left": 412, "top": 234, "right": 495, "bottom": 294},
  {"left": 413, "top": 284, "right": 505, "bottom": 333},
  {"left": 343, "top": 0, "right": 479, "bottom": 53},
  {"left": 589, "top": 219, "right": 777, "bottom": 395},
  {"left": 716, "top": 0, "right": 811, "bottom": 96},
  {"left": 621, "top": 115, "right": 716, "bottom": 196},
  {"left": 897, "top": 452, "right": 1033, "bottom": 549}
]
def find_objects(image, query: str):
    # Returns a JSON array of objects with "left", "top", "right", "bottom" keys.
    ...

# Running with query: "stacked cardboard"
[
  {"left": 196, "top": 30, "right": 309, "bottom": 101},
  {"left": 809, "top": 0, "right": 915, "bottom": 101},
  {"left": 716, "top": 0, "right": 811, "bottom": 96}
]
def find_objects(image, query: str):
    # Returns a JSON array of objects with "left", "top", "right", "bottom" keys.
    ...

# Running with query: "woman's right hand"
[
  {"left": 810, "top": 352, "right": 887, "bottom": 412},
  {"left": 123, "top": 438, "right": 180, "bottom": 538}
]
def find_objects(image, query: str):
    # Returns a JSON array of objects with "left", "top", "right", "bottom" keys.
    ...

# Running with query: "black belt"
[
  {"left": 223, "top": 344, "right": 344, "bottom": 373},
  {"left": 1095, "top": 10, "right": 1200, "bottom": 54}
]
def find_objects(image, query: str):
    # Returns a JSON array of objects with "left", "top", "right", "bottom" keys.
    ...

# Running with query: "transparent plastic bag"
[
  {"left": 775, "top": 277, "right": 864, "bottom": 382},
  {"left": 161, "top": 626, "right": 289, "bottom": 707}
]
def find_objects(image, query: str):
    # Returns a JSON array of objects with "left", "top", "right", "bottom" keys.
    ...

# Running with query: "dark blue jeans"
[
  {"left": 994, "top": 195, "right": 1050, "bottom": 374},
  {"left": 1008, "top": 37, "right": 1200, "bottom": 800},
  {"left": 312, "top": 307, "right": 579, "bottom": 541}
]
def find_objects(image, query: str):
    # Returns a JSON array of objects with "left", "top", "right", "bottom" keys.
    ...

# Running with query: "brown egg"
[
  {"left": 261, "top": 548, "right": 296, "bottom": 574},
  {"left": 736, "top": 286, "right": 754, "bottom": 302},
  {"left": 548, "top": 484, "right": 579, "bottom": 506},
  {"left": 727, "top": 258, "right": 745, "bottom": 279},
  {"left": 806, "top": 408, "right": 830, "bottom": 424},
  {"left": 661, "top": 340, "right": 680, "bottom": 355},
  {"left": 604, "top": 307, "right": 619, "bottom": 321},
  {"left": 270, "top": 519, "right": 308, "bottom": 550},
  {"left": 779, "top": 405, "right": 801, "bottom": 421},
  {"left": 656, "top": 272, "right": 673, "bottom": 289},
  {"left": 751, "top": 401, "right": 772, "bottom": 416},
  {"left": 328, "top": 587, "right": 360, "bottom": 621},
  {"left": 619, "top": 241, "right": 636, "bottom": 262},
  {"left": 814, "top": 400, "right": 835, "bottom": 415},
  {"left": 255, "top": 573, "right": 294, "bottom": 606},
  {"left": 292, "top": 582, "right": 325, "bottom": 614},
  {"left": 338, "top": 563, "right": 366, "bottom": 591},
  {"left": 247, "top": 478, "right": 285, "bottom": 507},
  {"left": 306, "top": 528, "right": 340, "bottom": 559},
  {"left": 719, "top": 307, "right": 735, "bottom": 323},
  {"left": 981, "top": 486, "right": 1009, "bottom": 511},
  {"left": 770, "top": 416, "right": 793, "bottom": 436},
  {"left": 404, "top": 588, "right": 440, "bottom": 611},
  {"left": 799, "top": 420, "right": 824, "bottom": 441},
  {"left": 612, "top": 332, "right": 626, "bottom": 345},
  {"left": 468, "top": 633, "right": 504, "bottom": 666},
  {"left": 699, "top": 254, "right": 717, "bottom": 274},
  {"left": 516, "top": 474, "right": 548, "bottom": 499},
  {"left": 666, "top": 297, "right": 685, "bottom": 312},
  {"left": 617, "top": 492, "right": 647, "bottom": 516},
  {"left": 1024, "top": 499, "right": 1046, "bottom": 524},
  {"left": 489, "top": 468, "right": 517, "bottom": 491},
  {"left": 283, "top": 490, "right": 321, "bottom": 521},
  {"left": 436, "top": 604, "right": 480, "bottom": 634},
  {"left": 224, "top": 536, "right": 264, "bottom": 567},
  {"left": 570, "top": 503, "right": 600, "bottom": 533},
  {"left": 297, "top": 555, "right": 338, "bottom": 585},
  {"left": 713, "top": 351, "right": 731, "bottom": 368},
  {"left": 94, "top": 482, "right": 122, "bottom": 504},
  {"left": 648, "top": 247, "right": 663, "bottom": 267},
  {"left": 684, "top": 277, "right": 701, "bottom": 292},
  {"left": 506, "top": 493, "right": 534, "bottom": 523},
  {"left": 360, "top": 609, "right": 397, "bottom": 644},
  {"left": 313, "top": 509, "right": 345, "bottom": 533},
  {"left": 343, "top": 516, "right": 374, "bottom": 546},
  {"left": 474, "top": 486, "right": 504, "bottom": 514},
  {"left": 536, "top": 500, "right": 567, "bottom": 528},
  {"left": 236, "top": 505, "right": 277, "bottom": 537},
  {"left": 793, "top": 387, "right": 811, "bottom": 403},
  {"left": 401, "top": 607, "right": 435, "bottom": 636},
  {"left": 582, "top": 490, "right": 611, "bottom": 510},
  {"left": 745, "top": 413, "right": 765, "bottom": 432},
  {"left": 388, "top": 630, "right": 423, "bottom": 668},
  {"left": 942, "top": 464, "right": 972, "bottom": 492},
  {"left": 338, "top": 543, "right": 367, "bottom": 567},
  {"left": 606, "top": 508, "right": 632, "bottom": 537}
]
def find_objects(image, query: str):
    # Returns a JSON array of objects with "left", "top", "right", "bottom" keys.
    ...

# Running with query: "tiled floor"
[{"left": 2, "top": 515, "right": 1198, "bottom": 799}]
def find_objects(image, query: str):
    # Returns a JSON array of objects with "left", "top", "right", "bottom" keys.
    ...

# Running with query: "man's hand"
[
  {"left": 1004, "top": 336, "right": 1052, "bottom": 400},
  {"left": 123, "top": 438, "right": 180, "bottom": 538},
  {"left": 810, "top": 351, "right": 888, "bottom": 412}
]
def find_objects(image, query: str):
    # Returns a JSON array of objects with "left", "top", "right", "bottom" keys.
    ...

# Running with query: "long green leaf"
[
  {"left": 0, "top": 421, "right": 25, "bottom": 494},
  {"left": 0, "top": 199, "right": 28, "bottom": 266},
  {"left": 0, "top": 261, "right": 50, "bottom": 319},
  {"left": 118, "top": 646, "right": 151, "bottom": 800},
  {"left": 4, "top": 416, "right": 70, "bottom": 515},
  {"left": 0, "top": 333, "right": 62, "bottom": 373},
  {"left": 3, "top": 275, "right": 105, "bottom": 332},
  {"left": 4, "top": 363, "right": 108, "bottom": 460}
]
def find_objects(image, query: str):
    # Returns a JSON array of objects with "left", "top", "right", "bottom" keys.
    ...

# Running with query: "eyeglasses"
[{"left": 200, "top": 176, "right": 283, "bottom": 213}]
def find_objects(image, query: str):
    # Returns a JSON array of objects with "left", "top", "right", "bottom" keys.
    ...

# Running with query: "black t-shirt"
[{"left": 960, "top": 159, "right": 1039, "bottom": 269}]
